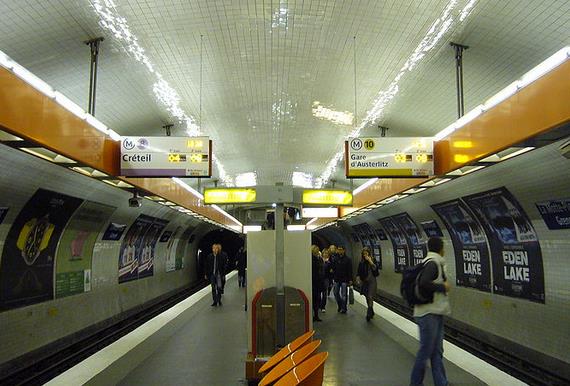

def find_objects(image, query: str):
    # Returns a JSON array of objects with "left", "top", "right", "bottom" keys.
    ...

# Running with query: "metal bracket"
[
  {"left": 450, "top": 42, "right": 469, "bottom": 118},
  {"left": 85, "top": 37, "right": 104, "bottom": 115}
]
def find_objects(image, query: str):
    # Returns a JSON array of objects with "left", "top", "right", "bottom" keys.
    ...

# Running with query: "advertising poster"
[
  {"left": 350, "top": 233, "right": 359, "bottom": 243},
  {"left": 352, "top": 224, "right": 371, "bottom": 248},
  {"left": 378, "top": 217, "right": 409, "bottom": 272},
  {"left": 159, "top": 231, "right": 173, "bottom": 243},
  {"left": 360, "top": 222, "right": 383, "bottom": 269},
  {"left": 102, "top": 223, "right": 127, "bottom": 241},
  {"left": 535, "top": 198, "right": 570, "bottom": 230},
  {"left": 0, "top": 207, "right": 8, "bottom": 224},
  {"left": 431, "top": 199, "right": 492, "bottom": 292},
  {"left": 391, "top": 213, "right": 427, "bottom": 266},
  {"left": 137, "top": 217, "right": 169, "bottom": 279},
  {"left": 421, "top": 220, "right": 444, "bottom": 238},
  {"left": 374, "top": 228, "right": 388, "bottom": 240},
  {"left": 119, "top": 215, "right": 154, "bottom": 283},
  {"left": 55, "top": 201, "right": 115, "bottom": 298},
  {"left": 463, "top": 187, "right": 545, "bottom": 302},
  {"left": 0, "top": 189, "right": 83, "bottom": 310},
  {"left": 165, "top": 227, "right": 182, "bottom": 272}
]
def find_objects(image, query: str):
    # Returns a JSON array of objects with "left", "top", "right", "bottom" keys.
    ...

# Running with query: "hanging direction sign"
[
  {"left": 345, "top": 137, "right": 433, "bottom": 178},
  {"left": 120, "top": 136, "right": 211, "bottom": 177}
]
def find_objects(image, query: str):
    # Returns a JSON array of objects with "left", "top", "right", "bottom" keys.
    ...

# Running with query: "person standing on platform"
[
  {"left": 320, "top": 249, "right": 333, "bottom": 312},
  {"left": 311, "top": 245, "right": 324, "bottom": 322},
  {"left": 356, "top": 247, "right": 379, "bottom": 321},
  {"left": 410, "top": 237, "right": 451, "bottom": 386},
  {"left": 332, "top": 246, "right": 352, "bottom": 314},
  {"left": 237, "top": 245, "right": 247, "bottom": 288},
  {"left": 204, "top": 243, "right": 225, "bottom": 306},
  {"left": 217, "top": 243, "right": 229, "bottom": 295}
]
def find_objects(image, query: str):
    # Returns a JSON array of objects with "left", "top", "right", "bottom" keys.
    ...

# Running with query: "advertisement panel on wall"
[
  {"left": 431, "top": 199, "right": 492, "bottom": 292},
  {"left": 378, "top": 217, "right": 410, "bottom": 272},
  {"left": 55, "top": 201, "right": 116, "bottom": 298},
  {"left": 391, "top": 213, "right": 427, "bottom": 266},
  {"left": 535, "top": 198, "right": 570, "bottom": 230},
  {"left": 0, "top": 189, "right": 83, "bottom": 310},
  {"left": 102, "top": 222, "right": 127, "bottom": 241},
  {"left": 421, "top": 220, "right": 444, "bottom": 237},
  {"left": 352, "top": 223, "right": 382, "bottom": 268},
  {"left": 463, "top": 187, "right": 545, "bottom": 302},
  {"left": 137, "top": 218, "right": 168, "bottom": 279},
  {"left": 119, "top": 215, "right": 152, "bottom": 283},
  {"left": 0, "top": 207, "right": 8, "bottom": 224},
  {"left": 165, "top": 227, "right": 182, "bottom": 272}
]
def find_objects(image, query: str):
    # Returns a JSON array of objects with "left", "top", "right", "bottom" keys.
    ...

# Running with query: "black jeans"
[{"left": 210, "top": 275, "right": 222, "bottom": 304}]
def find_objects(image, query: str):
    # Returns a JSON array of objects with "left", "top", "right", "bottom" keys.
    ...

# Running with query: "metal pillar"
[
  {"left": 450, "top": 42, "right": 469, "bottom": 118},
  {"left": 85, "top": 37, "right": 104, "bottom": 115},
  {"left": 379, "top": 125, "right": 389, "bottom": 137},
  {"left": 275, "top": 203, "right": 285, "bottom": 348}
]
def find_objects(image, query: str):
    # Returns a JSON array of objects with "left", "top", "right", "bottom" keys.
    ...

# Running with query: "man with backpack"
[{"left": 410, "top": 237, "right": 451, "bottom": 386}]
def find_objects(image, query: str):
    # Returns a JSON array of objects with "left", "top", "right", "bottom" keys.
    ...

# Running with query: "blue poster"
[
  {"left": 431, "top": 199, "right": 492, "bottom": 292},
  {"left": 102, "top": 222, "right": 127, "bottom": 241},
  {"left": 378, "top": 217, "right": 410, "bottom": 272},
  {"left": 0, "top": 207, "right": 8, "bottom": 224},
  {"left": 391, "top": 213, "right": 427, "bottom": 266},
  {"left": 535, "top": 199, "right": 570, "bottom": 230},
  {"left": 463, "top": 187, "right": 545, "bottom": 303},
  {"left": 421, "top": 220, "right": 444, "bottom": 237}
]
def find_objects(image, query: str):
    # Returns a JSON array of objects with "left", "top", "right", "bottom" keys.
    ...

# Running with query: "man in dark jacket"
[
  {"left": 332, "top": 246, "right": 353, "bottom": 314},
  {"left": 236, "top": 246, "right": 247, "bottom": 288},
  {"left": 204, "top": 243, "right": 226, "bottom": 306},
  {"left": 311, "top": 245, "right": 324, "bottom": 322}
]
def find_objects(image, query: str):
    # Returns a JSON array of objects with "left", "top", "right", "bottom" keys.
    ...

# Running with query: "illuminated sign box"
[
  {"left": 302, "top": 190, "right": 352, "bottom": 206},
  {"left": 301, "top": 207, "right": 339, "bottom": 218},
  {"left": 120, "top": 136, "right": 211, "bottom": 177},
  {"left": 346, "top": 137, "right": 433, "bottom": 178},
  {"left": 204, "top": 188, "right": 257, "bottom": 204}
]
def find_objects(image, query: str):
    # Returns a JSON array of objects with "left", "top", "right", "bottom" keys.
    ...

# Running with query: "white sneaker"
[{"left": 321, "top": 309, "right": 326, "bottom": 313}]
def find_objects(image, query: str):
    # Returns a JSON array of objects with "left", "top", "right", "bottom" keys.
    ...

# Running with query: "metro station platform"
[{"left": 47, "top": 274, "right": 525, "bottom": 386}]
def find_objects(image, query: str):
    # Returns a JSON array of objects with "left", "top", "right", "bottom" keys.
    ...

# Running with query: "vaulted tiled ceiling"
[{"left": 0, "top": 0, "right": 568, "bottom": 190}]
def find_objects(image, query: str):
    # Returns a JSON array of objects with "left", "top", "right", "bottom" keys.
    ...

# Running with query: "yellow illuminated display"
[
  {"left": 167, "top": 153, "right": 205, "bottom": 163},
  {"left": 186, "top": 139, "right": 204, "bottom": 149},
  {"left": 394, "top": 153, "right": 406, "bottom": 163},
  {"left": 454, "top": 154, "right": 470, "bottom": 163},
  {"left": 416, "top": 153, "right": 428, "bottom": 163},
  {"left": 453, "top": 140, "right": 473, "bottom": 148},
  {"left": 302, "top": 190, "right": 353, "bottom": 206},
  {"left": 189, "top": 154, "right": 202, "bottom": 163},
  {"left": 204, "top": 188, "right": 257, "bottom": 204}
]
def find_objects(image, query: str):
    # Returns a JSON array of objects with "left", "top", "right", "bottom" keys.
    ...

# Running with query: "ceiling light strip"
[{"left": 353, "top": 178, "right": 379, "bottom": 195}]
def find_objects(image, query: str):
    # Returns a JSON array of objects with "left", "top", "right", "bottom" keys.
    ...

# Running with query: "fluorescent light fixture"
[
  {"left": 108, "top": 129, "right": 122, "bottom": 141},
  {"left": 85, "top": 114, "right": 108, "bottom": 134},
  {"left": 403, "top": 187, "right": 427, "bottom": 194},
  {"left": 302, "top": 190, "right": 353, "bottom": 206},
  {"left": 455, "top": 105, "right": 484, "bottom": 129},
  {"left": 235, "top": 172, "right": 257, "bottom": 187},
  {"left": 0, "top": 50, "right": 14, "bottom": 69},
  {"left": 0, "top": 130, "right": 23, "bottom": 141},
  {"left": 12, "top": 63, "right": 55, "bottom": 98},
  {"left": 482, "top": 81, "right": 519, "bottom": 111},
  {"left": 306, "top": 217, "right": 319, "bottom": 226},
  {"left": 420, "top": 178, "right": 450, "bottom": 187},
  {"left": 287, "top": 225, "right": 305, "bottom": 231},
  {"left": 54, "top": 91, "right": 86, "bottom": 120},
  {"left": 243, "top": 225, "right": 262, "bottom": 234},
  {"left": 21, "top": 147, "right": 59, "bottom": 162},
  {"left": 446, "top": 165, "right": 486, "bottom": 176},
  {"left": 498, "top": 147, "right": 535, "bottom": 161},
  {"left": 172, "top": 177, "right": 204, "bottom": 200},
  {"left": 212, "top": 204, "right": 242, "bottom": 226},
  {"left": 518, "top": 46, "right": 570, "bottom": 89},
  {"left": 204, "top": 188, "right": 256, "bottom": 204},
  {"left": 302, "top": 207, "right": 338, "bottom": 218},
  {"left": 353, "top": 178, "right": 379, "bottom": 195},
  {"left": 434, "top": 123, "right": 457, "bottom": 141}
]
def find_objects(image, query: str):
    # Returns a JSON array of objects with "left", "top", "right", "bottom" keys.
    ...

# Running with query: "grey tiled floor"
[{"left": 120, "top": 278, "right": 485, "bottom": 385}]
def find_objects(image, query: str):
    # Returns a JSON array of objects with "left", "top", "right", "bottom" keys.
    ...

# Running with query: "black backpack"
[{"left": 400, "top": 259, "right": 433, "bottom": 306}]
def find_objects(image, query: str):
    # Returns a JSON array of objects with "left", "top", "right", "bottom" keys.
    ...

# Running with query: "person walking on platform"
[
  {"left": 236, "top": 245, "right": 247, "bottom": 288},
  {"left": 320, "top": 249, "right": 333, "bottom": 312},
  {"left": 204, "top": 243, "right": 226, "bottom": 306},
  {"left": 311, "top": 245, "right": 324, "bottom": 322},
  {"left": 356, "top": 247, "right": 379, "bottom": 322},
  {"left": 410, "top": 237, "right": 451, "bottom": 386},
  {"left": 332, "top": 246, "right": 352, "bottom": 314}
]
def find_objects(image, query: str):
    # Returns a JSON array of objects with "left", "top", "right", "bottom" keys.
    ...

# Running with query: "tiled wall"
[
  {"left": 0, "top": 144, "right": 213, "bottom": 364},
  {"left": 335, "top": 139, "right": 570, "bottom": 363}
]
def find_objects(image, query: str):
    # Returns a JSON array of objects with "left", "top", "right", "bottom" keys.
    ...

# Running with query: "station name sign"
[
  {"left": 345, "top": 137, "right": 434, "bottom": 178},
  {"left": 120, "top": 136, "right": 211, "bottom": 177}
]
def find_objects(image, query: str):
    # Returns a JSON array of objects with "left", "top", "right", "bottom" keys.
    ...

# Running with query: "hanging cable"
[
  {"left": 353, "top": 35, "right": 358, "bottom": 129},
  {"left": 199, "top": 34, "right": 204, "bottom": 131}
]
